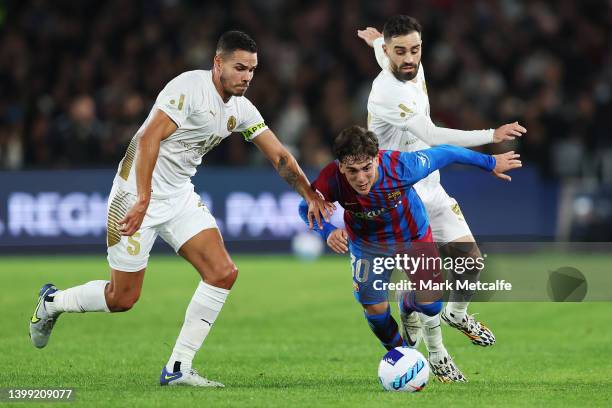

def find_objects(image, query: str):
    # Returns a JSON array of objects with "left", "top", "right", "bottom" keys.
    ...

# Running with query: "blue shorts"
[
  {"left": 349, "top": 239, "right": 442, "bottom": 305},
  {"left": 350, "top": 247, "right": 396, "bottom": 305}
]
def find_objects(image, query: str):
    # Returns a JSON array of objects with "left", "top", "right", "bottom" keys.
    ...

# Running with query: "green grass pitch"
[{"left": 1, "top": 254, "right": 611, "bottom": 407}]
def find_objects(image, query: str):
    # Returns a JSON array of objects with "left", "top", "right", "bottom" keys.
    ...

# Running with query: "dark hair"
[
  {"left": 383, "top": 15, "right": 422, "bottom": 40},
  {"left": 332, "top": 126, "right": 379, "bottom": 164},
  {"left": 216, "top": 30, "right": 257, "bottom": 55}
]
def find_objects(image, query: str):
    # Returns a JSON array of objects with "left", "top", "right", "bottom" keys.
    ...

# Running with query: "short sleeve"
[
  {"left": 311, "top": 161, "right": 340, "bottom": 203},
  {"left": 235, "top": 97, "right": 268, "bottom": 142},
  {"left": 368, "top": 81, "right": 420, "bottom": 131},
  {"left": 155, "top": 72, "right": 198, "bottom": 128}
]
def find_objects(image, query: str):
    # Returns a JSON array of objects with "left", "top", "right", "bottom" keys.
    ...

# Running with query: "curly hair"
[{"left": 332, "top": 125, "right": 379, "bottom": 165}]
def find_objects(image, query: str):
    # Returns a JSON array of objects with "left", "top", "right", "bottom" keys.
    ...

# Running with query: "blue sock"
[
  {"left": 401, "top": 292, "right": 443, "bottom": 317},
  {"left": 364, "top": 306, "right": 405, "bottom": 350}
]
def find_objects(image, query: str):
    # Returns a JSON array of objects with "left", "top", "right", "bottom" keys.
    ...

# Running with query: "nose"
[
  {"left": 355, "top": 172, "right": 368, "bottom": 184},
  {"left": 404, "top": 54, "right": 416, "bottom": 65}
]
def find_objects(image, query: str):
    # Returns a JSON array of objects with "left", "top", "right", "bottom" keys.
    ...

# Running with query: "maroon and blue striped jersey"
[{"left": 298, "top": 145, "right": 495, "bottom": 253}]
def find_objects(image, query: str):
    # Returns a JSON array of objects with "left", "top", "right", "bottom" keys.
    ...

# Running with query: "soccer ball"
[
  {"left": 378, "top": 347, "right": 429, "bottom": 392},
  {"left": 291, "top": 231, "right": 324, "bottom": 260}
]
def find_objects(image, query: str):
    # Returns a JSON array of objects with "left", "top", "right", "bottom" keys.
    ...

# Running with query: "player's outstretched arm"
[
  {"left": 253, "top": 129, "right": 335, "bottom": 229},
  {"left": 119, "top": 109, "right": 177, "bottom": 236},
  {"left": 399, "top": 144, "right": 521, "bottom": 184},
  {"left": 426, "top": 119, "right": 526, "bottom": 146}
]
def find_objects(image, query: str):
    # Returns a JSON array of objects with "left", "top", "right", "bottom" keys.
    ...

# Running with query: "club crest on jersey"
[
  {"left": 387, "top": 191, "right": 401, "bottom": 201},
  {"left": 451, "top": 203, "right": 465, "bottom": 220},
  {"left": 227, "top": 116, "right": 237, "bottom": 131}
]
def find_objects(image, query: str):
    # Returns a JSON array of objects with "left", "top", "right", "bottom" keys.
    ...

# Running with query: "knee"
[
  {"left": 363, "top": 302, "right": 389, "bottom": 316},
  {"left": 416, "top": 299, "right": 443, "bottom": 316},
  {"left": 106, "top": 289, "right": 140, "bottom": 312},
  {"left": 206, "top": 262, "right": 239, "bottom": 289}
]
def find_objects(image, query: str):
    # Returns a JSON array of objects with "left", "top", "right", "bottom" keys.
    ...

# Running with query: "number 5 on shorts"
[{"left": 127, "top": 232, "right": 141, "bottom": 256}]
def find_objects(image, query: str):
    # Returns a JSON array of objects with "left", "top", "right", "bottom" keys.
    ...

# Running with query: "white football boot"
[
  {"left": 397, "top": 291, "right": 422, "bottom": 347},
  {"left": 160, "top": 366, "right": 224, "bottom": 387},
  {"left": 441, "top": 310, "right": 496, "bottom": 346},
  {"left": 428, "top": 351, "right": 467, "bottom": 383}
]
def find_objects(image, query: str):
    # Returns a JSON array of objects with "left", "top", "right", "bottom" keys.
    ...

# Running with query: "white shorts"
[
  {"left": 415, "top": 182, "right": 473, "bottom": 244},
  {"left": 106, "top": 184, "right": 218, "bottom": 272}
]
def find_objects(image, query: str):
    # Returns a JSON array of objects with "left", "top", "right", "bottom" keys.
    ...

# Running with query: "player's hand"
[
  {"left": 492, "top": 151, "right": 522, "bottom": 181},
  {"left": 119, "top": 200, "right": 149, "bottom": 236},
  {"left": 327, "top": 228, "right": 349, "bottom": 254},
  {"left": 306, "top": 192, "right": 336, "bottom": 230},
  {"left": 492, "top": 121, "right": 526, "bottom": 143},
  {"left": 357, "top": 27, "right": 383, "bottom": 47}
]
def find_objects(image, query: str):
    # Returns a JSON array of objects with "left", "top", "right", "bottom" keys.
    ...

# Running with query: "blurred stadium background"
[
  {"left": 1, "top": 3, "right": 611, "bottom": 405},
  {"left": 0, "top": 0, "right": 611, "bottom": 253}
]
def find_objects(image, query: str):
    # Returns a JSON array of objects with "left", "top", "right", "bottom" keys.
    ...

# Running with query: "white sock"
[
  {"left": 445, "top": 302, "right": 469, "bottom": 322},
  {"left": 166, "top": 281, "right": 229, "bottom": 373},
  {"left": 48, "top": 280, "right": 110, "bottom": 315},
  {"left": 419, "top": 313, "right": 445, "bottom": 356}
]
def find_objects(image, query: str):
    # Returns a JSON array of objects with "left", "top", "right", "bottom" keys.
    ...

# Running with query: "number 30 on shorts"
[{"left": 350, "top": 253, "right": 370, "bottom": 283}]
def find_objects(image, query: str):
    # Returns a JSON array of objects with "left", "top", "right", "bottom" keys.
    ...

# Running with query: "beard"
[
  {"left": 391, "top": 61, "right": 420, "bottom": 82},
  {"left": 220, "top": 74, "right": 248, "bottom": 96}
]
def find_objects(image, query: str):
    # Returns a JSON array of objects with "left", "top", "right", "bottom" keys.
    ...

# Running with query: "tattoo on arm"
[{"left": 277, "top": 157, "right": 300, "bottom": 189}]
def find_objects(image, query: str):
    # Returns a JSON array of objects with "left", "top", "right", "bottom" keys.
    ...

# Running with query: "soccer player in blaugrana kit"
[
  {"left": 29, "top": 30, "right": 333, "bottom": 387},
  {"left": 298, "top": 126, "right": 521, "bottom": 381},
  {"left": 358, "top": 15, "right": 527, "bottom": 354}
]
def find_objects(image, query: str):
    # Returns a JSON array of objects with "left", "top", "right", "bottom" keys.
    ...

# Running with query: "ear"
[
  {"left": 373, "top": 156, "right": 379, "bottom": 167},
  {"left": 338, "top": 163, "right": 346, "bottom": 174},
  {"left": 382, "top": 43, "right": 389, "bottom": 57},
  {"left": 213, "top": 54, "right": 223, "bottom": 70}
]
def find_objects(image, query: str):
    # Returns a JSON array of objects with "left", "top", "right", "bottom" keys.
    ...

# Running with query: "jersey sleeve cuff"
[{"left": 156, "top": 105, "right": 184, "bottom": 128}]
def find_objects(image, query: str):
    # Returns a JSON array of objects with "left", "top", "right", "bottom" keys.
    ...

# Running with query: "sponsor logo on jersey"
[
  {"left": 169, "top": 94, "right": 185, "bottom": 111},
  {"left": 348, "top": 200, "right": 402, "bottom": 219},
  {"left": 227, "top": 115, "right": 236, "bottom": 131},
  {"left": 398, "top": 103, "right": 414, "bottom": 118},
  {"left": 416, "top": 152, "right": 430, "bottom": 168}
]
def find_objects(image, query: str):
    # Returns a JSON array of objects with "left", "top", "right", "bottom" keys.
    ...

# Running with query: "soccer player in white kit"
[
  {"left": 29, "top": 31, "right": 333, "bottom": 387},
  {"left": 358, "top": 15, "right": 526, "bottom": 380}
]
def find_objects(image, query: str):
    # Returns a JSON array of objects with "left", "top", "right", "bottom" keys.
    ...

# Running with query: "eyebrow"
[
  {"left": 235, "top": 63, "right": 257, "bottom": 69},
  {"left": 346, "top": 163, "right": 372, "bottom": 171},
  {"left": 394, "top": 44, "right": 421, "bottom": 50}
]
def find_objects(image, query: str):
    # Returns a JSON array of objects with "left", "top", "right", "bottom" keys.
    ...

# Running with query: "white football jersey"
[
  {"left": 367, "top": 38, "right": 493, "bottom": 200},
  {"left": 114, "top": 70, "right": 268, "bottom": 198}
]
